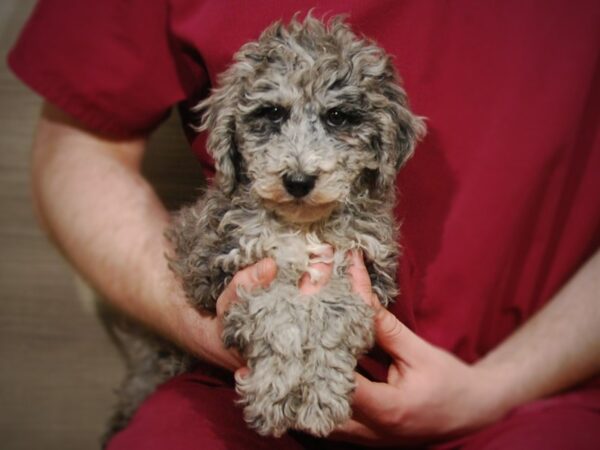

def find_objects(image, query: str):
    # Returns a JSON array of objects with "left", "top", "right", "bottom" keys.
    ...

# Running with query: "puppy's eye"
[
  {"left": 325, "top": 108, "right": 360, "bottom": 127},
  {"left": 254, "top": 105, "right": 288, "bottom": 123}
]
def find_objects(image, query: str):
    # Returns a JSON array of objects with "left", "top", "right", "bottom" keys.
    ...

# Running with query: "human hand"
[
  {"left": 332, "top": 252, "right": 508, "bottom": 446},
  {"left": 204, "top": 258, "right": 279, "bottom": 371}
]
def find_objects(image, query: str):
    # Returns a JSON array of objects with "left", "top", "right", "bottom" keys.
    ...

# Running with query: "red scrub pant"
[{"left": 107, "top": 368, "right": 600, "bottom": 450}]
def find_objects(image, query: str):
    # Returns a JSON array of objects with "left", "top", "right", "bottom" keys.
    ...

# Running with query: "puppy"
[
  {"left": 167, "top": 15, "right": 425, "bottom": 437},
  {"left": 106, "top": 15, "right": 424, "bottom": 442}
]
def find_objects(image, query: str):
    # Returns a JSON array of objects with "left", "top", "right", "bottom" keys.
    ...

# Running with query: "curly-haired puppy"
[{"left": 106, "top": 15, "right": 424, "bottom": 441}]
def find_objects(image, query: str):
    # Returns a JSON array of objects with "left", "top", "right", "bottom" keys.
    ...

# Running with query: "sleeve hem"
[{"left": 7, "top": 50, "right": 168, "bottom": 139}]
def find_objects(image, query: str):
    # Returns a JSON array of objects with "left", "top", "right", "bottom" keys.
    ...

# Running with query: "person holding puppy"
[{"left": 9, "top": 0, "right": 600, "bottom": 448}]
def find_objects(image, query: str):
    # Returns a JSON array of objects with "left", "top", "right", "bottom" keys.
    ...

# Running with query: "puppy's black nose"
[{"left": 282, "top": 173, "right": 317, "bottom": 198}]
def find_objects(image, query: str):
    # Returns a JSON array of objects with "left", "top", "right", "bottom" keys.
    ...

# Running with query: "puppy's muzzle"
[{"left": 282, "top": 173, "right": 317, "bottom": 198}]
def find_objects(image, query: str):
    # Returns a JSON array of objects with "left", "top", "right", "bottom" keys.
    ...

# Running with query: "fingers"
[
  {"left": 188, "top": 314, "right": 244, "bottom": 372},
  {"left": 298, "top": 260, "right": 333, "bottom": 294},
  {"left": 351, "top": 372, "right": 378, "bottom": 412},
  {"left": 351, "top": 372, "right": 397, "bottom": 417},
  {"left": 216, "top": 258, "right": 277, "bottom": 318},
  {"left": 332, "top": 374, "right": 395, "bottom": 444},
  {"left": 331, "top": 418, "right": 383, "bottom": 444},
  {"left": 299, "top": 244, "right": 334, "bottom": 294}
]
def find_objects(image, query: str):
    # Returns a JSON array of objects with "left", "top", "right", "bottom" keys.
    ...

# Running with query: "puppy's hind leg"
[
  {"left": 295, "top": 346, "right": 356, "bottom": 436},
  {"left": 224, "top": 286, "right": 307, "bottom": 437},
  {"left": 98, "top": 304, "right": 191, "bottom": 447},
  {"left": 295, "top": 284, "right": 374, "bottom": 436}
]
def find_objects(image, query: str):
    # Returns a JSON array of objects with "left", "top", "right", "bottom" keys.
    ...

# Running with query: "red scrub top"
[{"left": 9, "top": 0, "right": 600, "bottom": 370}]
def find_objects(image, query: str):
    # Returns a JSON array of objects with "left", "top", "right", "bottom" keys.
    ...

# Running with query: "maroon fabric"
[
  {"left": 105, "top": 371, "right": 302, "bottom": 450},
  {"left": 107, "top": 370, "right": 600, "bottom": 450},
  {"left": 458, "top": 390, "right": 600, "bottom": 450},
  {"left": 9, "top": 0, "right": 600, "bottom": 447},
  {"left": 10, "top": 0, "right": 600, "bottom": 362},
  {"left": 8, "top": 0, "right": 207, "bottom": 137}
]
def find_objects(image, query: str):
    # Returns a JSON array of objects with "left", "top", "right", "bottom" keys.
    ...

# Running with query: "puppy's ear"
[
  {"left": 380, "top": 69, "right": 426, "bottom": 170},
  {"left": 193, "top": 72, "right": 244, "bottom": 195},
  {"left": 368, "top": 65, "right": 426, "bottom": 193},
  {"left": 352, "top": 41, "right": 426, "bottom": 193}
]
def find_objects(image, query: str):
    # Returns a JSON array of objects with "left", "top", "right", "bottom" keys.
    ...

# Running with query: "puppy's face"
[
  {"left": 238, "top": 67, "right": 380, "bottom": 223},
  {"left": 198, "top": 17, "right": 425, "bottom": 224}
]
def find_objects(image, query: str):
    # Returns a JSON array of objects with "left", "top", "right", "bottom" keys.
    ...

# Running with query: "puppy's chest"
[
  {"left": 216, "top": 221, "right": 351, "bottom": 282},
  {"left": 267, "top": 233, "right": 343, "bottom": 282}
]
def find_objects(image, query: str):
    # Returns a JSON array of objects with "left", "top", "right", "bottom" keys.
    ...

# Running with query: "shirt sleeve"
[{"left": 8, "top": 0, "right": 207, "bottom": 137}]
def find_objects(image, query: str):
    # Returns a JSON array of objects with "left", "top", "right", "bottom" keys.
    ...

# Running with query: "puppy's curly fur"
[{"left": 106, "top": 15, "right": 424, "bottom": 441}]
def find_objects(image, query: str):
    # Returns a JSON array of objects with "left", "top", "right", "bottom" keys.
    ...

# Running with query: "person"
[{"left": 9, "top": 0, "right": 600, "bottom": 448}]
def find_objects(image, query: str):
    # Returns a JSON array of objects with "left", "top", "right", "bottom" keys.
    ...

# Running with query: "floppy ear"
[
  {"left": 363, "top": 60, "right": 426, "bottom": 194},
  {"left": 192, "top": 38, "right": 272, "bottom": 195},
  {"left": 381, "top": 71, "right": 427, "bottom": 170},
  {"left": 368, "top": 59, "right": 426, "bottom": 194},
  {"left": 193, "top": 78, "right": 241, "bottom": 196},
  {"left": 348, "top": 35, "right": 426, "bottom": 193}
]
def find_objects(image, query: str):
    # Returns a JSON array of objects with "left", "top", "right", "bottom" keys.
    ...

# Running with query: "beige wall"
[{"left": 0, "top": 2, "right": 204, "bottom": 448}]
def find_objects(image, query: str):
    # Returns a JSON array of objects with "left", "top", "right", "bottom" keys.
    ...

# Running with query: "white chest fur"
[{"left": 215, "top": 210, "right": 353, "bottom": 282}]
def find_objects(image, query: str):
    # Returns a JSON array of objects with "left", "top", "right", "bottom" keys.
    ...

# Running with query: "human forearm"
[
  {"left": 32, "top": 103, "right": 239, "bottom": 370},
  {"left": 476, "top": 247, "right": 600, "bottom": 411}
]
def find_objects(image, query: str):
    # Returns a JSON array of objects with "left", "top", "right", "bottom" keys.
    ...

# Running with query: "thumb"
[
  {"left": 216, "top": 258, "right": 277, "bottom": 318},
  {"left": 248, "top": 258, "right": 278, "bottom": 287},
  {"left": 347, "top": 250, "right": 430, "bottom": 362},
  {"left": 373, "top": 307, "right": 430, "bottom": 363}
]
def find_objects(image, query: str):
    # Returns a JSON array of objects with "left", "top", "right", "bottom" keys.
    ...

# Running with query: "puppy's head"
[{"left": 196, "top": 15, "right": 425, "bottom": 224}]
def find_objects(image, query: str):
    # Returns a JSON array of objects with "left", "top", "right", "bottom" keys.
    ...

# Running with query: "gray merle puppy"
[{"left": 108, "top": 15, "right": 425, "bottom": 441}]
